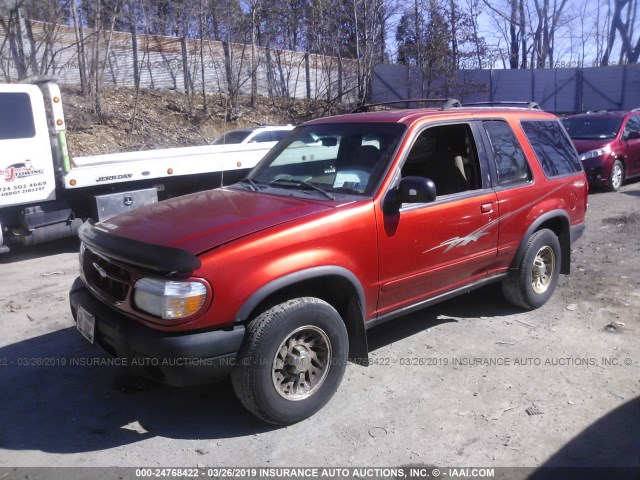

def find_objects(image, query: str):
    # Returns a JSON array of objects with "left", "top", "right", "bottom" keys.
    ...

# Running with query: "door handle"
[{"left": 481, "top": 203, "right": 494, "bottom": 214}]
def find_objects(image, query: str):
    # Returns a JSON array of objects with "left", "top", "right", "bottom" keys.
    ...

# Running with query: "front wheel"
[
  {"left": 607, "top": 159, "right": 624, "bottom": 192},
  {"left": 231, "top": 297, "right": 348, "bottom": 425},
  {"left": 502, "top": 229, "right": 561, "bottom": 310}
]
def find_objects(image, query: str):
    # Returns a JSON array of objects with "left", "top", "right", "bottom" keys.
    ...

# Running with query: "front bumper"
[
  {"left": 583, "top": 165, "right": 609, "bottom": 185},
  {"left": 69, "top": 277, "right": 245, "bottom": 386}
]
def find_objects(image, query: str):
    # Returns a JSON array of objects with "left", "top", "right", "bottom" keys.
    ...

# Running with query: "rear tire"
[
  {"left": 502, "top": 229, "right": 561, "bottom": 310},
  {"left": 231, "top": 297, "right": 348, "bottom": 425}
]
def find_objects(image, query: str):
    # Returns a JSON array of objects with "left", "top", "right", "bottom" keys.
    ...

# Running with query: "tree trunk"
[
  {"left": 199, "top": 0, "right": 207, "bottom": 113},
  {"left": 509, "top": 0, "right": 519, "bottom": 68},
  {"left": 250, "top": 3, "right": 257, "bottom": 107},
  {"left": 70, "top": 0, "right": 88, "bottom": 95}
]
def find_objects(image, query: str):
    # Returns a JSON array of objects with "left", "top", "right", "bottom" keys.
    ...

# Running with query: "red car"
[
  {"left": 563, "top": 110, "right": 640, "bottom": 191},
  {"left": 70, "top": 102, "right": 587, "bottom": 424}
]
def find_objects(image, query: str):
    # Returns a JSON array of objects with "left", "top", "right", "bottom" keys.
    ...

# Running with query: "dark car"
[{"left": 563, "top": 110, "right": 640, "bottom": 191}]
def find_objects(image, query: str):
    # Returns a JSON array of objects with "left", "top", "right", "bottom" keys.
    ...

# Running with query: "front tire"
[
  {"left": 231, "top": 297, "right": 348, "bottom": 425},
  {"left": 607, "top": 159, "right": 624, "bottom": 192},
  {"left": 502, "top": 229, "right": 561, "bottom": 310}
]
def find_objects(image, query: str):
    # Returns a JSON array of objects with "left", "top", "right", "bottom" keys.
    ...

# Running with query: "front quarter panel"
[{"left": 195, "top": 201, "right": 379, "bottom": 329}]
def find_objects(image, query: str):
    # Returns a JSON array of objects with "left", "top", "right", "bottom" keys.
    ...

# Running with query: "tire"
[
  {"left": 502, "top": 229, "right": 561, "bottom": 310},
  {"left": 607, "top": 159, "right": 624, "bottom": 192},
  {"left": 231, "top": 297, "right": 348, "bottom": 425}
]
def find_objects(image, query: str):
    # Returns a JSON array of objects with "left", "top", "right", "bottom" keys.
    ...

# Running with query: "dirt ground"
[
  {"left": 62, "top": 87, "right": 327, "bottom": 158},
  {"left": 0, "top": 180, "right": 639, "bottom": 474}
]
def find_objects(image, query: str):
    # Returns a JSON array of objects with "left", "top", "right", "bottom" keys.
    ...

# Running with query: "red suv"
[
  {"left": 70, "top": 102, "right": 587, "bottom": 424},
  {"left": 563, "top": 110, "right": 640, "bottom": 191}
]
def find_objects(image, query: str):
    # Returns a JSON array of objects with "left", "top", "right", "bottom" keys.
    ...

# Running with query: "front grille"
[{"left": 83, "top": 247, "right": 132, "bottom": 303}]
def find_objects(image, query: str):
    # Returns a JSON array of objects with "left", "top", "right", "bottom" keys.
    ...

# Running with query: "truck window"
[
  {"left": 0, "top": 92, "right": 36, "bottom": 140},
  {"left": 483, "top": 120, "right": 531, "bottom": 186},
  {"left": 252, "top": 123, "right": 405, "bottom": 196},
  {"left": 521, "top": 120, "right": 582, "bottom": 177},
  {"left": 251, "top": 131, "right": 275, "bottom": 143},
  {"left": 271, "top": 130, "right": 291, "bottom": 142},
  {"left": 624, "top": 115, "right": 640, "bottom": 137},
  {"left": 401, "top": 123, "right": 481, "bottom": 196}
]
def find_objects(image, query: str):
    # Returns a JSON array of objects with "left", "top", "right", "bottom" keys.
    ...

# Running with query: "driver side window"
[
  {"left": 624, "top": 116, "right": 640, "bottom": 138},
  {"left": 401, "top": 124, "right": 481, "bottom": 197}
]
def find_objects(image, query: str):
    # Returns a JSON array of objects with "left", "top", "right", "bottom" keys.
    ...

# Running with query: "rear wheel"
[
  {"left": 607, "top": 159, "right": 624, "bottom": 192},
  {"left": 502, "top": 229, "right": 561, "bottom": 310},
  {"left": 231, "top": 297, "right": 348, "bottom": 425}
]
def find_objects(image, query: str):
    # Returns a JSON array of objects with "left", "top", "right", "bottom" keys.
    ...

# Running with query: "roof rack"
[
  {"left": 585, "top": 109, "right": 627, "bottom": 114},
  {"left": 351, "top": 98, "right": 461, "bottom": 113},
  {"left": 352, "top": 99, "right": 544, "bottom": 113},
  {"left": 460, "top": 101, "right": 540, "bottom": 110}
]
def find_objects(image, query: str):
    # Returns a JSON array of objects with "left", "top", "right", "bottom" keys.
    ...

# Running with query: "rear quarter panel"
[{"left": 490, "top": 115, "right": 587, "bottom": 272}]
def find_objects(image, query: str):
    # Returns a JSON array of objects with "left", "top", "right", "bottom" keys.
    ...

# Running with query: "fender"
[
  {"left": 234, "top": 265, "right": 370, "bottom": 365},
  {"left": 510, "top": 209, "right": 572, "bottom": 274},
  {"left": 235, "top": 265, "right": 366, "bottom": 323}
]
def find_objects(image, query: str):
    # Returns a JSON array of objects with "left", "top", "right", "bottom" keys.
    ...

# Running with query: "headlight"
[
  {"left": 579, "top": 145, "right": 611, "bottom": 161},
  {"left": 134, "top": 278, "right": 208, "bottom": 320}
]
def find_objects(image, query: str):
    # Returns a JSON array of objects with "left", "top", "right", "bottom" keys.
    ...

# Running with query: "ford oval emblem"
[{"left": 123, "top": 196, "right": 133, "bottom": 207}]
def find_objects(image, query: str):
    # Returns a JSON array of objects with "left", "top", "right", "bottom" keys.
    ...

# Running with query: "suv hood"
[
  {"left": 571, "top": 138, "right": 613, "bottom": 154},
  {"left": 95, "top": 188, "right": 336, "bottom": 255}
]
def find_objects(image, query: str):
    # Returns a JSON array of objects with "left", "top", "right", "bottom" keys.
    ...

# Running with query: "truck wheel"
[
  {"left": 502, "top": 229, "right": 561, "bottom": 310},
  {"left": 607, "top": 160, "right": 624, "bottom": 192},
  {"left": 231, "top": 297, "right": 348, "bottom": 425}
]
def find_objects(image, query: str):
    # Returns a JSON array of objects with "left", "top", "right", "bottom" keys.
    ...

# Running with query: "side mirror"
[
  {"left": 626, "top": 130, "right": 640, "bottom": 140},
  {"left": 383, "top": 176, "right": 437, "bottom": 214},
  {"left": 322, "top": 137, "right": 338, "bottom": 147}
]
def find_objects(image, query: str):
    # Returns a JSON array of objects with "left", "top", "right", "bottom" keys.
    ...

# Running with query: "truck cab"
[{"left": 0, "top": 80, "right": 79, "bottom": 253}]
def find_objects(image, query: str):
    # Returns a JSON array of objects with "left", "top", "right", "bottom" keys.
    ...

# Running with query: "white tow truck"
[{"left": 0, "top": 78, "right": 287, "bottom": 253}]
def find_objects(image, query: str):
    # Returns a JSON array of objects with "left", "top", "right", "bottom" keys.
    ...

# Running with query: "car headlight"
[
  {"left": 579, "top": 145, "right": 611, "bottom": 161},
  {"left": 134, "top": 278, "right": 208, "bottom": 320}
]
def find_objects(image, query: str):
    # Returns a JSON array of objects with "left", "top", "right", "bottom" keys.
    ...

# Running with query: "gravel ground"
[{"left": 0, "top": 181, "right": 638, "bottom": 474}]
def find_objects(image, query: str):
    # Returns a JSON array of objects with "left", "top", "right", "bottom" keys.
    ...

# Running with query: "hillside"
[{"left": 62, "top": 86, "right": 330, "bottom": 158}]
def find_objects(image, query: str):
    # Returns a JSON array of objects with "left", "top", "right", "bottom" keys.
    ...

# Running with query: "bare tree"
[{"left": 602, "top": 0, "right": 640, "bottom": 65}]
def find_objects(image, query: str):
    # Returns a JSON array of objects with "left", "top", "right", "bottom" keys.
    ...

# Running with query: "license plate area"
[{"left": 77, "top": 306, "right": 96, "bottom": 344}]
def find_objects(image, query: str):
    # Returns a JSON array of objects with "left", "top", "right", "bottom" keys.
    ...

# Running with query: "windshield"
[
  {"left": 212, "top": 130, "right": 252, "bottom": 145},
  {"left": 248, "top": 123, "right": 406, "bottom": 197},
  {"left": 563, "top": 117, "right": 623, "bottom": 140}
]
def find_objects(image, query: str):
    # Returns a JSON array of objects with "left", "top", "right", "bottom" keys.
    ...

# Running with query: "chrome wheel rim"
[
  {"left": 611, "top": 163, "right": 623, "bottom": 190},
  {"left": 531, "top": 245, "right": 555, "bottom": 294},
  {"left": 272, "top": 325, "right": 332, "bottom": 401}
]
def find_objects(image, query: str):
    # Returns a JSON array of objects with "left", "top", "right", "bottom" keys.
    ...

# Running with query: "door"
[
  {"left": 0, "top": 85, "right": 56, "bottom": 208},
  {"left": 376, "top": 123, "right": 499, "bottom": 317},
  {"left": 623, "top": 114, "right": 640, "bottom": 176}
]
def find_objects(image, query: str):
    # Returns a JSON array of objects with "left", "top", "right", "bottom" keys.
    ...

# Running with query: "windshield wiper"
[
  {"left": 270, "top": 178, "right": 336, "bottom": 200},
  {"left": 238, "top": 178, "right": 260, "bottom": 191}
]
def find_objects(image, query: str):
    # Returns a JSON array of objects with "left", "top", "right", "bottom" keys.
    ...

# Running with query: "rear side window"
[
  {"left": 483, "top": 120, "right": 531, "bottom": 186},
  {"left": 521, "top": 120, "right": 581, "bottom": 177},
  {"left": 0, "top": 92, "right": 36, "bottom": 140}
]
